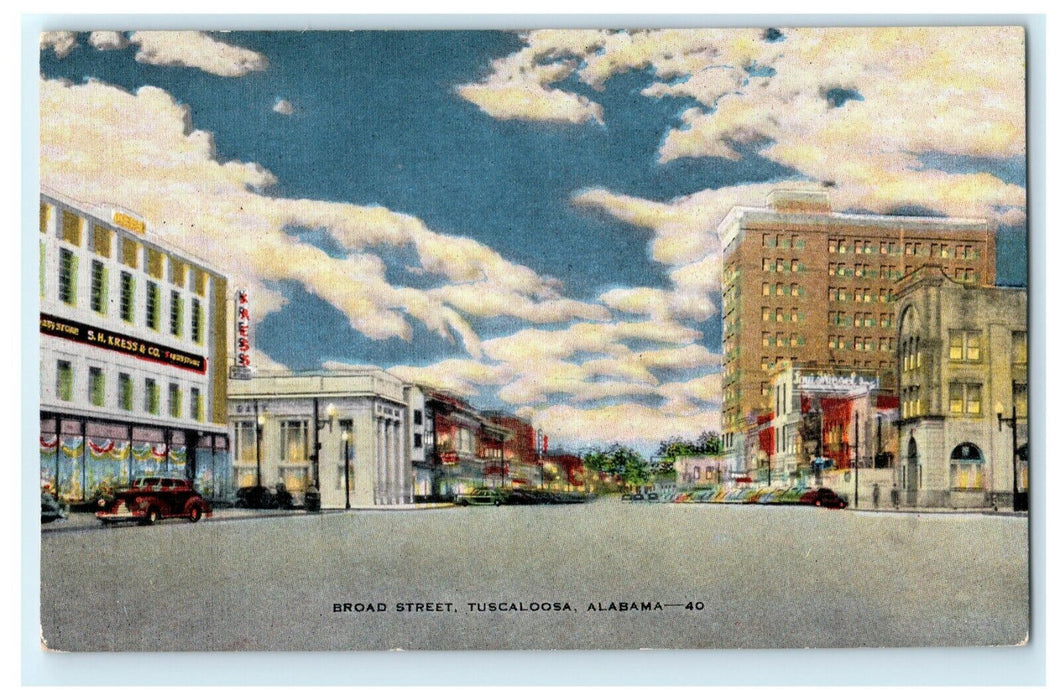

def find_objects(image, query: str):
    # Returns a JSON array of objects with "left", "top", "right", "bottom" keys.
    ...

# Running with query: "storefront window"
[
  {"left": 85, "top": 422, "right": 130, "bottom": 500},
  {"left": 131, "top": 426, "right": 165, "bottom": 479}
]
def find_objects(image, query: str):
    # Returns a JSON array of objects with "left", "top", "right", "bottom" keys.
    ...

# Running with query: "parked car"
[
  {"left": 799, "top": 488, "right": 848, "bottom": 509},
  {"left": 453, "top": 488, "right": 504, "bottom": 506},
  {"left": 41, "top": 489, "right": 68, "bottom": 523},
  {"left": 96, "top": 477, "right": 212, "bottom": 525},
  {"left": 234, "top": 485, "right": 277, "bottom": 509}
]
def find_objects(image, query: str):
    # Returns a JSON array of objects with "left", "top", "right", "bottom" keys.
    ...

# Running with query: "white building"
[
  {"left": 228, "top": 369, "right": 420, "bottom": 508},
  {"left": 39, "top": 190, "right": 231, "bottom": 503}
]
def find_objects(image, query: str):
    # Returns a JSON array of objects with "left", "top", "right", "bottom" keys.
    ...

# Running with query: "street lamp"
[
  {"left": 996, "top": 402, "right": 1023, "bottom": 511},
  {"left": 255, "top": 406, "right": 266, "bottom": 489},
  {"left": 341, "top": 429, "right": 351, "bottom": 510},
  {"left": 308, "top": 399, "right": 337, "bottom": 511}
]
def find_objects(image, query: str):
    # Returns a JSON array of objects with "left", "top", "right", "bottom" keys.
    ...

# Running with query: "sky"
[{"left": 38, "top": 28, "right": 1028, "bottom": 454}]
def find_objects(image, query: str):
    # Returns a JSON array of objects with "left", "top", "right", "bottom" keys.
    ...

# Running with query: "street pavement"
[{"left": 38, "top": 497, "right": 1028, "bottom": 651}]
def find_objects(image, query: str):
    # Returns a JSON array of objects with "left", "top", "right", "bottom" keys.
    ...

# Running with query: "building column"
[
  {"left": 375, "top": 417, "right": 385, "bottom": 505},
  {"left": 395, "top": 420, "right": 406, "bottom": 504},
  {"left": 386, "top": 419, "right": 396, "bottom": 505}
]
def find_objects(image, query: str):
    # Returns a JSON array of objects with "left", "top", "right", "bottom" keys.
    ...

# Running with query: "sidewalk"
[
  {"left": 848, "top": 505, "right": 1028, "bottom": 518},
  {"left": 40, "top": 501, "right": 456, "bottom": 533}
]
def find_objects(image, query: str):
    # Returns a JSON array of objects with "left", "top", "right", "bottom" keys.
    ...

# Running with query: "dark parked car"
[
  {"left": 234, "top": 485, "right": 277, "bottom": 509},
  {"left": 799, "top": 488, "right": 848, "bottom": 509},
  {"left": 96, "top": 477, "right": 211, "bottom": 525}
]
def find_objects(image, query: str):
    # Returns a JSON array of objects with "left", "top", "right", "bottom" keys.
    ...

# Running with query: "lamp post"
[
  {"left": 255, "top": 404, "right": 266, "bottom": 489},
  {"left": 996, "top": 403, "right": 1023, "bottom": 511},
  {"left": 853, "top": 410, "right": 860, "bottom": 509},
  {"left": 341, "top": 429, "right": 351, "bottom": 510},
  {"left": 308, "top": 398, "right": 336, "bottom": 511}
]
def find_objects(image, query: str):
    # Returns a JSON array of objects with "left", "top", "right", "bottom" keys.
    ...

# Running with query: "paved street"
[{"left": 39, "top": 498, "right": 1028, "bottom": 651}]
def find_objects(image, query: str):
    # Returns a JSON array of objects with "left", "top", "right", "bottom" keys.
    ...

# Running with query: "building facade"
[
  {"left": 766, "top": 364, "right": 899, "bottom": 485},
  {"left": 894, "top": 266, "right": 1028, "bottom": 508},
  {"left": 424, "top": 391, "right": 513, "bottom": 496},
  {"left": 39, "top": 190, "right": 231, "bottom": 503},
  {"left": 720, "top": 189, "right": 995, "bottom": 473},
  {"left": 227, "top": 369, "right": 414, "bottom": 508}
]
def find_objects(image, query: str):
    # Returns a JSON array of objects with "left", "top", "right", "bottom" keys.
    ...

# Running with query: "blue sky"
[{"left": 39, "top": 28, "right": 1027, "bottom": 451}]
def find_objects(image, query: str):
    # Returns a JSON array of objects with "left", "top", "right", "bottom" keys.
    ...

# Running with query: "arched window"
[{"left": 950, "top": 442, "right": 984, "bottom": 490}]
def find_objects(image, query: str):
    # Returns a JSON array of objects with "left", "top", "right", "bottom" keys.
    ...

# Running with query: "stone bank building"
[
  {"left": 895, "top": 266, "right": 1027, "bottom": 508},
  {"left": 227, "top": 369, "right": 422, "bottom": 508}
]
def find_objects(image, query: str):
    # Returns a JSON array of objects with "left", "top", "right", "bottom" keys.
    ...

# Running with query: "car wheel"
[
  {"left": 144, "top": 508, "right": 159, "bottom": 525},
  {"left": 189, "top": 506, "right": 202, "bottom": 523}
]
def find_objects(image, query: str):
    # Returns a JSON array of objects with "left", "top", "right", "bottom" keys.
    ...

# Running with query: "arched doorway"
[{"left": 949, "top": 442, "right": 984, "bottom": 490}]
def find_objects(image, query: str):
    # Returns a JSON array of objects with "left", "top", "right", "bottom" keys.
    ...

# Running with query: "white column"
[
  {"left": 396, "top": 421, "right": 406, "bottom": 504},
  {"left": 385, "top": 422, "right": 394, "bottom": 502},
  {"left": 375, "top": 418, "right": 385, "bottom": 505}
]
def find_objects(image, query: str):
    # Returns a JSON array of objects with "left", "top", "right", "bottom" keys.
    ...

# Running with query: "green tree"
[{"left": 585, "top": 443, "right": 652, "bottom": 486}]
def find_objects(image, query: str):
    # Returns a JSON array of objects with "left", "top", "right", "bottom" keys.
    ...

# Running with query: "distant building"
[
  {"left": 720, "top": 189, "right": 996, "bottom": 475},
  {"left": 673, "top": 455, "right": 723, "bottom": 487},
  {"left": 423, "top": 390, "right": 512, "bottom": 496},
  {"left": 894, "top": 266, "right": 1027, "bottom": 508},
  {"left": 227, "top": 369, "right": 412, "bottom": 507},
  {"left": 38, "top": 190, "right": 231, "bottom": 503},
  {"left": 761, "top": 363, "right": 899, "bottom": 489}
]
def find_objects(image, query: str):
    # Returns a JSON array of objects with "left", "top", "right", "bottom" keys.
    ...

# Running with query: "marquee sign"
[
  {"left": 797, "top": 373, "right": 879, "bottom": 393},
  {"left": 40, "top": 313, "right": 206, "bottom": 374}
]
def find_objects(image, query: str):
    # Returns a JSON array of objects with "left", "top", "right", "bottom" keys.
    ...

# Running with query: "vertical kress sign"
[{"left": 234, "top": 288, "right": 252, "bottom": 378}]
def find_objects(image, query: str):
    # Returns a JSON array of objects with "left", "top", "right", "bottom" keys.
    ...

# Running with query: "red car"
[
  {"left": 799, "top": 487, "right": 848, "bottom": 509},
  {"left": 96, "top": 477, "right": 212, "bottom": 525}
]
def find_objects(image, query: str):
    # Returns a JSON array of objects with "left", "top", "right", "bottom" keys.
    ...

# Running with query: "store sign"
[
  {"left": 799, "top": 374, "right": 878, "bottom": 392},
  {"left": 440, "top": 451, "right": 458, "bottom": 465},
  {"left": 235, "top": 288, "right": 251, "bottom": 371},
  {"left": 40, "top": 313, "right": 206, "bottom": 374},
  {"left": 112, "top": 210, "right": 146, "bottom": 235}
]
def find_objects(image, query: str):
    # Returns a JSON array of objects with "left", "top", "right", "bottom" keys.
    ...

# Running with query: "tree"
[
  {"left": 655, "top": 431, "right": 723, "bottom": 467},
  {"left": 584, "top": 443, "right": 652, "bottom": 485}
]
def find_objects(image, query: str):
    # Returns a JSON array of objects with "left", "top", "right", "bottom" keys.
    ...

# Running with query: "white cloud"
[
  {"left": 456, "top": 30, "right": 607, "bottom": 124},
  {"left": 41, "top": 32, "right": 77, "bottom": 58},
  {"left": 469, "top": 27, "right": 1025, "bottom": 228},
  {"left": 89, "top": 32, "right": 128, "bottom": 51},
  {"left": 40, "top": 77, "right": 612, "bottom": 368},
  {"left": 273, "top": 98, "right": 295, "bottom": 115},
  {"left": 129, "top": 31, "right": 268, "bottom": 77}
]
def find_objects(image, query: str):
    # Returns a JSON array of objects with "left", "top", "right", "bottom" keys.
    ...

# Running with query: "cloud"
[
  {"left": 88, "top": 31, "right": 128, "bottom": 51},
  {"left": 129, "top": 31, "right": 268, "bottom": 77},
  {"left": 272, "top": 98, "right": 295, "bottom": 115},
  {"left": 41, "top": 32, "right": 77, "bottom": 58},
  {"left": 456, "top": 30, "right": 607, "bottom": 124},
  {"left": 470, "top": 28, "right": 1026, "bottom": 228},
  {"left": 387, "top": 359, "right": 514, "bottom": 398},
  {"left": 40, "top": 77, "right": 609, "bottom": 367}
]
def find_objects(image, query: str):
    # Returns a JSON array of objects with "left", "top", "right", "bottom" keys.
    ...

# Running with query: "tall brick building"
[{"left": 719, "top": 190, "right": 995, "bottom": 467}]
